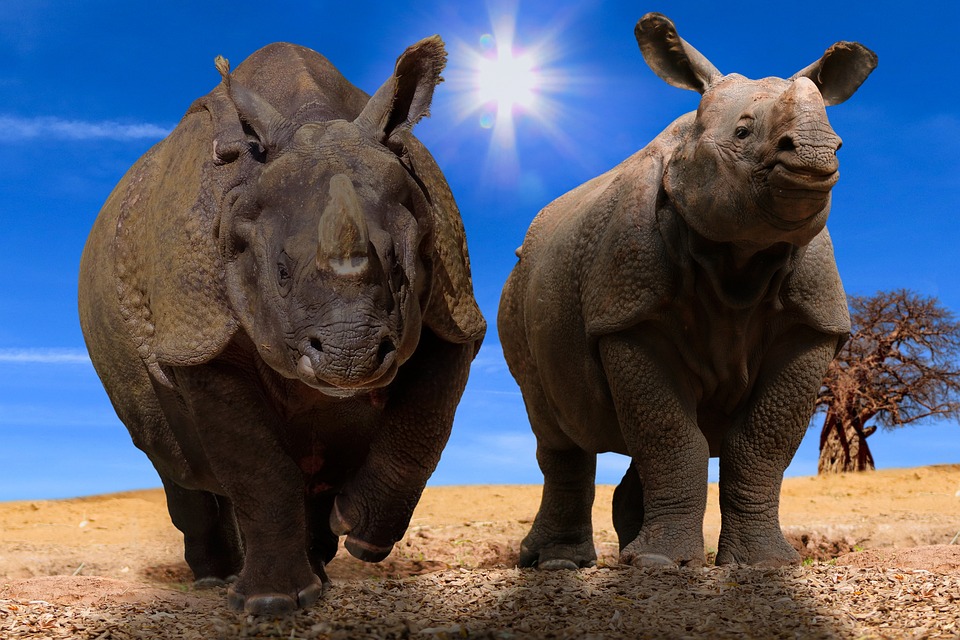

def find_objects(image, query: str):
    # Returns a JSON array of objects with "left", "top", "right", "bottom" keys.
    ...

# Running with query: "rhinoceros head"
[
  {"left": 635, "top": 13, "right": 877, "bottom": 248},
  {"left": 215, "top": 38, "right": 447, "bottom": 396}
]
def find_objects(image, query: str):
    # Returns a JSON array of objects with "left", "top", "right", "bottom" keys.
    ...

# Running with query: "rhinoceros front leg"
[
  {"left": 716, "top": 327, "right": 837, "bottom": 567},
  {"left": 172, "top": 363, "right": 324, "bottom": 615},
  {"left": 599, "top": 331, "right": 709, "bottom": 567},
  {"left": 329, "top": 330, "right": 475, "bottom": 562}
]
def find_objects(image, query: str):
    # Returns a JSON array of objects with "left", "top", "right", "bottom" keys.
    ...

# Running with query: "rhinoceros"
[
  {"left": 78, "top": 36, "right": 485, "bottom": 614},
  {"left": 498, "top": 14, "right": 876, "bottom": 570}
]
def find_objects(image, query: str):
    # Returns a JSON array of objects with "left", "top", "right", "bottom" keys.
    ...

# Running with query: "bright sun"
[
  {"left": 468, "top": 29, "right": 542, "bottom": 130},
  {"left": 475, "top": 41, "right": 539, "bottom": 113},
  {"left": 442, "top": 11, "right": 577, "bottom": 180}
]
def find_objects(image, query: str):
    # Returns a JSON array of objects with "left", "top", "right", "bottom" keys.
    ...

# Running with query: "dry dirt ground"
[{"left": 1, "top": 465, "right": 959, "bottom": 638}]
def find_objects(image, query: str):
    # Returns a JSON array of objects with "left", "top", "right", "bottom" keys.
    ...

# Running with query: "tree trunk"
[{"left": 818, "top": 410, "right": 876, "bottom": 474}]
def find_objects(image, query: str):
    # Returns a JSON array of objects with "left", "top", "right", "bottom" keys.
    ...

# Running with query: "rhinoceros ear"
[
  {"left": 215, "top": 54, "right": 296, "bottom": 157},
  {"left": 791, "top": 42, "right": 877, "bottom": 106},
  {"left": 400, "top": 136, "right": 486, "bottom": 347},
  {"left": 355, "top": 35, "right": 446, "bottom": 143},
  {"left": 635, "top": 13, "right": 721, "bottom": 94}
]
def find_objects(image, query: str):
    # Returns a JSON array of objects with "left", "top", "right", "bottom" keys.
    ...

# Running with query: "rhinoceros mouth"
[
  {"left": 768, "top": 163, "right": 839, "bottom": 196},
  {"left": 295, "top": 352, "right": 399, "bottom": 398},
  {"left": 755, "top": 163, "right": 837, "bottom": 227}
]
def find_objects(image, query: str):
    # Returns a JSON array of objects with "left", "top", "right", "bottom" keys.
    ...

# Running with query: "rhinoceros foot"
[
  {"left": 518, "top": 528, "right": 597, "bottom": 570},
  {"left": 715, "top": 528, "right": 801, "bottom": 567},
  {"left": 193, "top": 574, "right": 237, "bottom": 589},
  {"left": 344, "top": 536, "right": 394, "bottom": 563},
  {"left": 227, "top": 573, "right": 327, "bottom": 616},
  {"left": 329, "top": 494, "right": 400, "bottom": 563},
  {"left": 619, "top": 530, "right": 705, "bottom": 569}
]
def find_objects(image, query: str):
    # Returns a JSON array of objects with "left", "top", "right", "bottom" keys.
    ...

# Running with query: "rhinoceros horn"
[
  {"left": 317, "top": 174, "right": 372, "bottom": 275},
  {"left": 215, "top": 55, "right": 295, "bottom": 155}
]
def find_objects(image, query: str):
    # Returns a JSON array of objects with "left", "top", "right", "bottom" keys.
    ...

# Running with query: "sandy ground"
[{"left": 1, "top": 465, "right": 958, "bottom": 638}]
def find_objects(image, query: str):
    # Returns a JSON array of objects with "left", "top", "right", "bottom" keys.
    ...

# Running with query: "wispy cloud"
[
  {"left": 0, "top": 348, "right": 91, "bottom": 364},
  {"left": 1, "top": 114, "right": 171, "bottom": 142}
]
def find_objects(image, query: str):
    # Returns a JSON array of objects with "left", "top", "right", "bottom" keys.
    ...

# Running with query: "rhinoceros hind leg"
[
  {"left": 160, "top": 475, "right": 244, "bottom": 584},
  {"left": 519, "top": 445, "right": 597, "bottom": 570},
  {"left": 306, "top": 492, "right": 340, "bottom": 575},
  {"left": 611, "top": 461, "right": 645, "bottom": 552},
  {"left": 193, "top": 575, "right": 235, "bottom": 589}
]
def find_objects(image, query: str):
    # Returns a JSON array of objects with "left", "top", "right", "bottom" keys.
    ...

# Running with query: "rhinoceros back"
[{"left": 228, "top": 43, "right": 370, "bottom": 124}]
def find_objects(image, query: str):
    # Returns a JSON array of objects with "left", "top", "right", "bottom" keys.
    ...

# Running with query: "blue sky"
[{"left": 1, "top": 1, "right": 958, "bottom": 500}]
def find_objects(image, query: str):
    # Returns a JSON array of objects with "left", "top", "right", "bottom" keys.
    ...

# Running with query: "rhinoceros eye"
[
  {"left": 277, "top": 251, "right": 293, "bottom": 294},
  {"left": 735, "top": 126, "right": 751, "bottom": 140},
  {"left": 390, "top": 256, "right": 404, "bottom": 292}
]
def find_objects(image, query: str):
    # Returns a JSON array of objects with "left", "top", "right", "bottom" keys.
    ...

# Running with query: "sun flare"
[
  {"left": 441, "top": 8, "right": 586, "bottom": 183},
  {"left": 475, "top": 40, "right": 539, "bottom": 114}
]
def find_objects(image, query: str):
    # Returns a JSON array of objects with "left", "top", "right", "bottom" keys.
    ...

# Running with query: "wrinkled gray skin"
[
  {"left": 78, "top": 36, "right": 485, "bottom": 615},
  {"left": 498, "top": 14, "right": 876, "bottom": 570}
]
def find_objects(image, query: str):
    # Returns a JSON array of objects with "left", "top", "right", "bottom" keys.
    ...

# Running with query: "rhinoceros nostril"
[
  {"left": 309, "top": 337, "right": 324, "bottom": 353},
  {"left": 777, "top": 135, "right": 796, "bottom": 152},
  {"left": 377, "top": 338, "right": 396, "bottom": 364}
]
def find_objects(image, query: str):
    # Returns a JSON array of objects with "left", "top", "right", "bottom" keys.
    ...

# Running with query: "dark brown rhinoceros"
[
  {"left": 78, "top": 36, "right": 485, "bottom": 614},
  {"left": 498, "top": 14, "right": 876, "bottom": 570}
]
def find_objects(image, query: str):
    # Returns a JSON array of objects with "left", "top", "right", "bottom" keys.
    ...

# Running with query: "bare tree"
[{"left": 815, "top": 290, "right": 960, "bottom": 473}]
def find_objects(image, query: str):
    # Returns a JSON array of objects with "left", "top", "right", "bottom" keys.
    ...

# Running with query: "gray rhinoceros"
[
  {"left": 498, "top": 14, "right": 876, "bottom": 570},
  {"left": 78, "top": 36, "right": 485, "bottom": 614}
]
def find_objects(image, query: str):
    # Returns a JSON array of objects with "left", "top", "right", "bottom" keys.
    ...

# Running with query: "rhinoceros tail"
[{"left": 214, "top": 55, "right": 231, "bottom": 83}]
